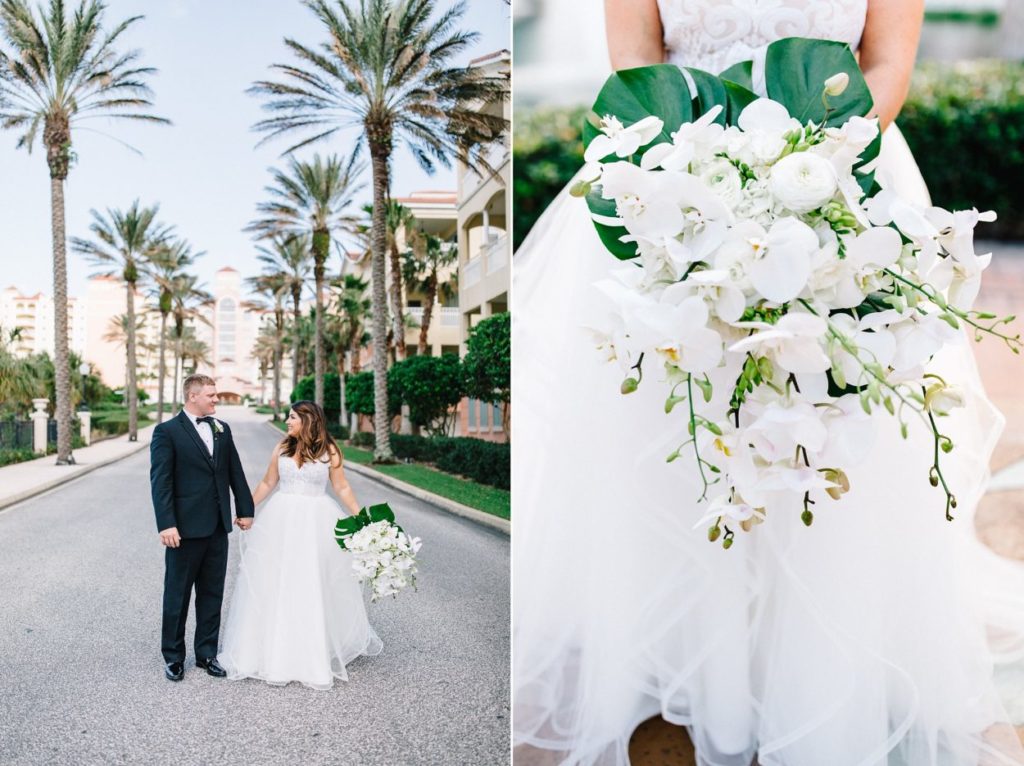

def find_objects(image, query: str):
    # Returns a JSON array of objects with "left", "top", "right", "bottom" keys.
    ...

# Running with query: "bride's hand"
[{"left": 234, "top": 517, "right": 253, "bottom": 531}]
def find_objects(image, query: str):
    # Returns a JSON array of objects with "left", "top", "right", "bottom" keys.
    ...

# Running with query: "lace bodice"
[
  {"left": 277, "top": 454, "right": 330, "bottom": 497},
  {"left": 657, "top": 0, "right": 867, "bottom": 76}
]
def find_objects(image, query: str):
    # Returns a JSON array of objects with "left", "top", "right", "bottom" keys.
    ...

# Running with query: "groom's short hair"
[{"left": 183, "top": 374, "right": 216, "bottom": 400}]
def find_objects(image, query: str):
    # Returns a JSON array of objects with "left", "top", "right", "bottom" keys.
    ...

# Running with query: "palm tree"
[
  {"left": 0, "top": 0, "right": 168, "bottom": 463},
  {"left": 73, "top": 201, "right": 171, "bottom": 441},
  {"left": 358, "top": 200, "right": 414, "bottom": 361},
  {"left": 0, "top": 325, "right": 44, "bottom": 408},
  {"left": 179, "top": 331, "right": 211, "bottom": 373},
  {"left": 246, "top": 272, "right": 288, "bottom": 420},
  {"left": 250, "top": 0, "right": 508, "bottom": 462},
  {"left": 254, "top": 234, "right": 311, "bottom": 393},
  {"left": 402, "top": 232, "right": 458, "bottom": 355},
  {"left": 168, "top": 274, "right": 212, "bottom": 411},
  {"left": 331, "top": 272, "right": 371, "bottom": 427},
  {"left": 247, "top": 153, "right": 363, "bottom": 409},
  {"left": 147, "top": 238, "right": 201, "bottom": 422}
]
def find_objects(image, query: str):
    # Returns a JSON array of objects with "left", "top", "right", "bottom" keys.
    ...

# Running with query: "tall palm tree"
[
  {"left": 0, "top": 325, "right": 44, "bottom": 408},
  {"left": 0, "top": 0, "right": 169, "bottom": 463},
  {"left": 250, "top": 0, "right": 508, "bottom": 462},
  {"left": 73, "top": 201, "right": 172, "bottom": 441},
  {"left": 331, "top": 272, "right": 371, "bottom": 427},
  {"left": 247, "top": 153, "right": 363, "bottom": 409},
  {"left": 168, "top": 274, "right": 212, "bottom": 411},
  {"left": 358, "top": 200, "right": 414, "bottom": 361},
  {"left": 146, "top": 238, "right": 201, "bottom": 422},
  {"left": 402, "top": 232, "right": 457, "bottom": 355},
  {"left": 254, "top": 234, "right": 311, "bottom": 393},
  {"left": 246, "top": 272, "right": 288, "bottom": 420},
  {"left": 179, "top": 331, "right": 211, "bottom": 373}
]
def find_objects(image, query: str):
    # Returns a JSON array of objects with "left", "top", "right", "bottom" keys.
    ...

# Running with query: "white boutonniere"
[{"left": 212, "top": 419, "right": 224, "bottom": 435}]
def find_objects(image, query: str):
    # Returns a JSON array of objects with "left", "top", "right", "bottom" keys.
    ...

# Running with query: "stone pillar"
[
  {"left": 79, "top": 411, "right": 91, "bottom": 447},
  {"left": 31, "top": 399, "right": 49, "bottom": 455}
]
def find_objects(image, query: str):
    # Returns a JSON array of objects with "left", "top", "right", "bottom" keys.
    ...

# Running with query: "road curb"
[
  {"left": 263, "top": 421, "right": 510, "bottom": 535},
  {"left": 0, "top": 435, "right": 152, "bottom": 514}
]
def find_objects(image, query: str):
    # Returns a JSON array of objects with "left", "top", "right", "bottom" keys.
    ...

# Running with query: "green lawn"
[{"left": 269, "top": 420, "right": 510, "bottom": 519}]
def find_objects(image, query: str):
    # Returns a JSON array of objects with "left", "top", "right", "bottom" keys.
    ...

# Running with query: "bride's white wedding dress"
[
  {"left": 218, "top": 455, "right": 382, "bottom": 689},
  {"left": 513, "top": 1, "right": 1024, "bottom": 764}
]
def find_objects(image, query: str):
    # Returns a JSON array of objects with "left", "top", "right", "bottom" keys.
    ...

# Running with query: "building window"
[
  {"left": 468, "top": 398, "right": 477, "bottom": 430},
  {"left": 219, "top": 298, "right": 236, "bottom": 361},
  {"left": 492, "top": 403, "right": 503, "bottom": 431}
]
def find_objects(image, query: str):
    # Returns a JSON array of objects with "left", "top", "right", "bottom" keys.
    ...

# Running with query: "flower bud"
[
  {"left": 722, "top": 537, "right": 734, "bottom": 550},
  {"left": 620, "top": 377, "right": 639, "bottom": 395},
  {"left": 569, "top": 180, "right": 591, "bottom": 198},
  {"left": 823, "top": 468, "right": 850, "bottom": 500},
  {"left": 824, "top": 73, "right": 850, "bottom": 97},
  {"left": 708, "top": 525, "right": 721, "bottom": 543},
  {"left": 801, "top": 509, "right": 814, "bottom": 526}
]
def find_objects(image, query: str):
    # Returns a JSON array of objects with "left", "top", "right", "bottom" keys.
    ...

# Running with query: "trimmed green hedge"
[
  {"left": 347, "top": 432, "right": 510, "bottom": 490},
  {"left": 899, "top": 60, "right": 1024, "bottom": 240},
  {"left": 513, "top": 60, "right": 1024, "bottom": 245}
]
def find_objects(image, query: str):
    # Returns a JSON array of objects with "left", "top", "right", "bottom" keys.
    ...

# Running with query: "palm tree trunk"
[
  {"left": 49, "top": 176, "right": 74, "bottom": 464},
  {"left": 125, "top": 282, "right": 139, "bottom": 441},
  {"left": 273, "top": 308, "right": 284, "bottom": 421},
  {"left": 418, "top": 272, "right": 438, "bottom": 356},
  {"left": 157, "top": 311, "right": 168, "bottom": 423},
  {"left": 338, "top": 349, "right": 348, "bottom": 428},
  {"left": 389, "top": 239, "right": 406, "bottom": 361},
  {"left": 313, "top": 230, "right": 329, "bottom": 408},
  {"left": 291, "top": 290, "right": 302, "bottom": 392},
  {"left": 370, "top": 145, "right": 394, "bottom": 462},
  {"left": 173, "top": 332, "right": 182, "bottom": 411}
]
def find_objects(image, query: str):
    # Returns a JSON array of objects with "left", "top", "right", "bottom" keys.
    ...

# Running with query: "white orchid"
[
  {"left": 584, "top": 114, "right": 665, "bottom": 162},
  {"left": 641, "top": 105, "right": 725, "bottom": 171},
  {"left": 693, "top": 493, "right": 765, "bottom": 530},
  {"left": 729, "top": 312, "right": 831, "bottom": 374},
  {"left": 632, "top": 295, "right": 724, "bottom": 373}
]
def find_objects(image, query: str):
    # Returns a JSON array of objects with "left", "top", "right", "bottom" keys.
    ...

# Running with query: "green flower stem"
[
  {"left": 926, "top": 397, "right": 957, "bottom": 521},
  {"left": 883, "top": 268, "right": 1022, "bottom": 351},
  {"left": 687, "top": 374, "right": 715, "bottom": 502}
]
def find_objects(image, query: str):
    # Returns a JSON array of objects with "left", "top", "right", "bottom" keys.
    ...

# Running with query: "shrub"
[
  {"left": 343, "top": 370, "right": 401, "bottom": 418},
  {"left": 388, "top": 433, "right": 510, "bottom": 490},
  {"left": 290, "top": 373, "right": 343, "bottom": 419},
  {"left": 389, "top": 355, "right": 465, "bottom": 436},
  {"left": 463, "top": 313, "right": 511, "bottom": 410},
  {"left": 350, "top": 431, "right": 375, "bottom": 449},
  {"left": 512, "top": 62, "right": 1024, "bottom": 243}
]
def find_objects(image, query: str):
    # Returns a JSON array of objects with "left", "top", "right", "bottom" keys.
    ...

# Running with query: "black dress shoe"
[
  {"left": 164, "top": 662, "right": 184, "bottom": 681},
  {"left": 196, "top": 657, "right": 227, "bottom": 677}
]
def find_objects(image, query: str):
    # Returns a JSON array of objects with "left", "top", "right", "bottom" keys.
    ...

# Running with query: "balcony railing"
[
  {"left": 484, "top": 234, "right": 508, "bottom": 274},
  {"left": 406, "top": 305, "right": 460, "bottom": 328},
  {"left": 464, "top": 256, "right": 482, "bottom": 287}
]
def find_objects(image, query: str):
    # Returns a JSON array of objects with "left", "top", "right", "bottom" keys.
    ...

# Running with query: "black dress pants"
[{"left": 161, "top": 522, "right": 229, "bottom": 664}]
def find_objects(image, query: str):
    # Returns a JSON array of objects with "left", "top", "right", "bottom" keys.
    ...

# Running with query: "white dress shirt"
[{"left": 185, "top": 410, "right": 215, "bottom": 455}]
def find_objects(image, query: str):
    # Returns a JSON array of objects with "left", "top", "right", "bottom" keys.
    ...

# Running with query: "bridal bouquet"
[
  {"left": 577, "top": 37, "right": 1020, "bottom": 549},
  {"left": 335, "top": 503, "right": 422, "bottom": 600}
]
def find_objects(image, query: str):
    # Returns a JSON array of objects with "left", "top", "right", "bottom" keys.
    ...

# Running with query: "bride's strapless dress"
[
  {"left": 217, "top": 455, "right": 382, "bottom": 690},
  {"left": 513, "top": 1, "right": 1024, "bottom": 764}
]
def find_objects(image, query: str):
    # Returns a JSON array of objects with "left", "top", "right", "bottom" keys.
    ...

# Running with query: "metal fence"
[{"left": 0, "top": 420, "right": 35, "bottom": 450}]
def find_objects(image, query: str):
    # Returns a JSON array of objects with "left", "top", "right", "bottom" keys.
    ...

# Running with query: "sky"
[{"left": 0, "top": 0, "right": 511, "bottom": 300}]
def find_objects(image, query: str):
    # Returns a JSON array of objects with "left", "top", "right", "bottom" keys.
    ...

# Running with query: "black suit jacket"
[{"left": 149, "top": 410, "right": 255, "bottom": 538}]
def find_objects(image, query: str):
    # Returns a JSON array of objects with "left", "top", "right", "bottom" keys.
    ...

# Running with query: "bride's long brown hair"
[{"left": 280, "top": 400, "right": 340, "bottom": 467}]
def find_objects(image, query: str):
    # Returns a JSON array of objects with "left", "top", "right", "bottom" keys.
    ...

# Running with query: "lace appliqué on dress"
[
  {"left": 657, "top": 0, "right": 867, "bottom": 76},
  {"left": 277, "top": 455, "right": 330, "bottom": 497}
]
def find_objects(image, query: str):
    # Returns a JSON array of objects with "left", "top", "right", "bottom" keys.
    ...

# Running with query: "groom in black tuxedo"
[{"left": 150, "top": 374, "right": 254, "bottom": 681}]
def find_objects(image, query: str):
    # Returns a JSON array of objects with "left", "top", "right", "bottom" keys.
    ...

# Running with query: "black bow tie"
[{"left": 197, "top": 416, "right": 215, "bottom": 426}]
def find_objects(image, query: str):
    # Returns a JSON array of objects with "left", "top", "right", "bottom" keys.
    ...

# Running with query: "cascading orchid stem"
[{"left": 883, "top": 268, "right": 1022, "bottom": 352}]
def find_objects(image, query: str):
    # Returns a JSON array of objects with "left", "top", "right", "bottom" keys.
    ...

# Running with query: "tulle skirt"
[
  {"left": 511, "top": 125, "right": 1024, "bottom": 765},
  {"left": 218, "top": 490, "right": 383, "bottom": 690}
]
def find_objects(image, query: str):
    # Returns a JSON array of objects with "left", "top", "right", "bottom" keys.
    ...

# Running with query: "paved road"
[{"left": 0, "top": 407, "right": 510, "bottom": 765}]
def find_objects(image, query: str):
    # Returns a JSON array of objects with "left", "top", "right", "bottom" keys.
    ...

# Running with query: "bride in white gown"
[
  {"left": 218, "top": 400, "right": 382, "bottom": 689},
  {"left": 513, "top": 1, "right": 1024, "bottom": 764}
]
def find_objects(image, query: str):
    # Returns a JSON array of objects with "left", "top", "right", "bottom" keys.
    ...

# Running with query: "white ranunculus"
[
  {"left": 769, "top": 152, "right": 838, "bottom": 213},
  {"left": 584, "top": 114, "right": 665, "bottom": 162},
  {"left": 699, "top": 158, "right": 744, "bottom": 208}
]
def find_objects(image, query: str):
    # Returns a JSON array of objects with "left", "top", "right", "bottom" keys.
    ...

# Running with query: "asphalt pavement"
[{"left": 0, "top": 406, "right": 510, "bottom": 765}]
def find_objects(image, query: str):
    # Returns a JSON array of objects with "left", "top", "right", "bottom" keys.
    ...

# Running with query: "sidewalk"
[{"left": 0, "top": 424, "right": 155, "bottom": 513}]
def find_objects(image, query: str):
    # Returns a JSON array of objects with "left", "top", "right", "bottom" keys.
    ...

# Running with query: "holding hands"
[{"left": 234, "top": 517, "right": 253, "bottom": 531}]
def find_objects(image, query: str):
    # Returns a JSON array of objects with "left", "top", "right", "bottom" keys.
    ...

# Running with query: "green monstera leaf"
[{"left": 764, "top": 38, "right": 873, "bottom": 127}]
